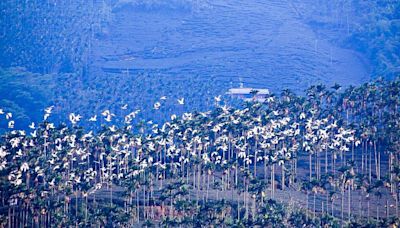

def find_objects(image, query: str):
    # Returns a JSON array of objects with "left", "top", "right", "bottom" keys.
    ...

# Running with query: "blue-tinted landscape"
[{"left": 0, "top": 0, "right": 399, "bottom": 227}]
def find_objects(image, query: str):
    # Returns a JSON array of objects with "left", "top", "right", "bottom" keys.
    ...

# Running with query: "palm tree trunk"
[
  {"left": 386, "top": 200, "right": 389, "bottom": 219},
  {"left": 376, "top": 199, "right": 379, "bottom": 220},
  {"left": 306, "top": 192, "right": 309, "bottom": 219},
  {"left": 150, "top": 177, "right": 154, "bottom": 219},
  {"left": 281, "top": 164, "right": 285, "bottom": 190},
  {"left": 8, "top": 206, "right": 11, "bottom": 228},
  {"left": 369, "top": 144, "right": 372, "bottom": 182},
  {"left": 254, "top": 141, "right": 257, "bottom": 176},
  {"left": 309, "top": 154, "right": 312, "bottom": 180},
  {"left": 326, "top": 193, "right": 329, "bottom": 215},
  {"left": 206, "top": 172, "right": 210, "bottom": 202},
  {"left": 341, "top": 189, "right": 344, "bottom": 223},
  {"left": 245, "top": 179, "right": 248, "bottom": 220},
  {"left": 313, "top": 192, "right": 316, "bottom": 218},
  {"left": 396, "top": 191, "right": 399, "bottom": 218},
  {"left": 137, "top": 189, "right": 140, "bottom": 223},
  {"left": 348, "top": 185, "right": 351, "bottom": 221},
  {"left": 325, "top": 148, "right": 328, "bottom": 173},
  {"left": 237, "top": 199, "right": 240, "bottom": 221},
  {"left": 374, "top": 141, "right": 378, "bottom": 180},
  {"left": 378, "top": 148, "right": 381, "bottom": 180},
  {"left": 351, "top": 139, "right": 354, "bottom": 161},
  {"left": 333, "top": 153, "right": 336, "bottom": 177},
  {"left": 271, "top": 164, "right": 275, "bottom": 198},
  {"left": 85, "top": 195, "right": 88, "bottom": 225},
  {"left": 362, "top": 141, "right": 365, "bottom": 173}
]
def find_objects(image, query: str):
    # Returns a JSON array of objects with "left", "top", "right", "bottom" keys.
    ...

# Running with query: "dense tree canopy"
[{"left": 0, "top": 78, "right": 399, "bottom": 227}]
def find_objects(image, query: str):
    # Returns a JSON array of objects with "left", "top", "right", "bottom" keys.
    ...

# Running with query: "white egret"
[
  {"left": 88, "top": 115, "right": 97, "bottom": 122},
  {"left": 171, "top": 114, "right": 177, "bottom": 121},
  {"left": 6, "top": 113, "right": 12, "bottom": 120},
  {"left": 43, "top": 113, "right": 50, "bottom": 121},
  {"left": 105, "top": 114, "right": 113, "bottom": 122},
  {"left": 109, "top": 125, "right": 117, "bottom": 132},
  {"left": 177, "top": 98, "right": 185, "bottom": 105},
  {"left": 69, "top": 113, "right": 82, "bottom": 125},
  {"left": 0, "top": 147, "right": 7, "bottom": 158},
  {"left": 154, "top": 102, "right": 161, "bottom": 110},
  {"left": 44, "top": 106, "right": 54, "bottom": 114},
  {"left": 20, "top": 162, "right": 29, "bottom": 172},
  {"left": 0, "top": 161, "right": 6, "bottom": 170},
  {"left": 8, "top": 121, "right": 14, "bottom": 129},
  {"left": 28, "top": 122, "right": 35, "bottom": 129}
]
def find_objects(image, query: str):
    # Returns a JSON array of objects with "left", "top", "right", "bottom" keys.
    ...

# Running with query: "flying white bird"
[
  {"left": 109, "top": 125, "right": 117, "bottom": 132},
  {"left": 121, "top": 104, "right": 128, "bottom": 110},
  {"left": 101, "top": 110, "right": 109, "bottom": 116},
  {"left": 101, "top": 110, "right": 113, "bottom": 117},
  {"left": 171, "top": 114, "right": 177, "bottom": 121},
  {"left": 88, "top": 115, "right": 97, "bottom": 122},
  {"left": 43, "top": 113, "right": 50, "bottom": 121},
  {"left": 177, "top": 98, "right": 185, "bottom": 105},
  {"left": 44, "top": 106, "right": 54, "bottom": 114},
  {"left": 30, "top": 130, "right": 37, "bottom": 138},
  {"left": 0, "top": 109, "right": 4, "bottom": 115},
  {"left": 104, "top": 114, "right": 113, "bottom": 122},
  {"left": 160, "top": 96, "right": 167, "bottom": 100},
  {"left": 214, "top": 95, "right": 221, "bottom": 103},
  {"left": 6, "top": 113, "right": 12, "bottom": 120},
  {"left": 8, "top": 121, "right": 14, "bottom": 129},
  {"left": 69, "top": 113, "right": 82, "bottom": 125},
  {"left": 29, "top": 122, "right": 35, "bottom": 129},
  {"left": 43, "top": 108, "right": 52, "bottom": 121},
  {"left": 154, "top": 102, "right": 161, "bottom": 110},
  {"left": 221, "top": 105, "right": 229, "bottom": 114}
]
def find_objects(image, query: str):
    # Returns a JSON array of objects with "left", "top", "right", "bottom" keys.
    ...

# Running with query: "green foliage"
[
  {"left": 256, "top": 199, "right": 286, "bottom": 227},
  {"left": 0, "top": 0, "right": 113, "bottom": 74},
  {"left": 0, "top": 67, "right": 55, "bottom": 130},
  {"left": 288, "top": 210, "right": 316, "bottom": 227},
  {"left": 349, "top": 1, "right": 400, "bottom": 78}
]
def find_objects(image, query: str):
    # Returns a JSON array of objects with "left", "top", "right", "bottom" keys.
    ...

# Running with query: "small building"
[{"left": 226, "top": 86, "right": 270, "bottom": 102}]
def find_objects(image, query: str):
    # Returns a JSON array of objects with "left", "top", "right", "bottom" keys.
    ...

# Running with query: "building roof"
[{"left": 226, "top": 88, "right": 270, "bottom": 95}]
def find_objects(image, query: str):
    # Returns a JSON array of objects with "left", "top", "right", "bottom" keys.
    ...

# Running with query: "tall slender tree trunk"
[
  {"left": 309, "top": 154, "right": 312, "bottom": 180},
  {"left": 348, "top": 185, "right": 351, "bottom": 221},
  {"left": 271, "top": 164, "right": 275, "bottom": 198},
  {"left": 281, "top": 164, "right": 285, "bottom": 190},
  {"left": 341, "top": 189, "right": 344, "bottom": 224}
]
